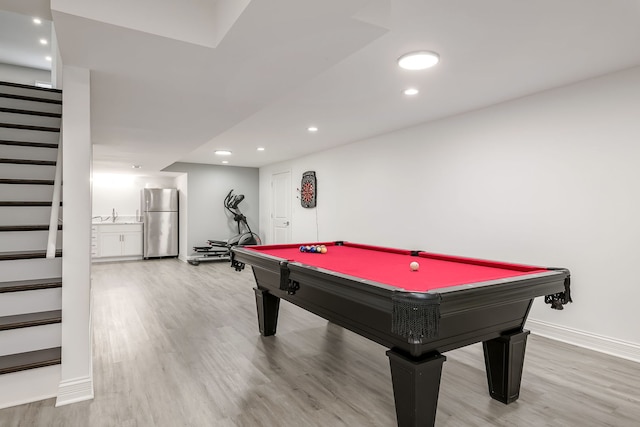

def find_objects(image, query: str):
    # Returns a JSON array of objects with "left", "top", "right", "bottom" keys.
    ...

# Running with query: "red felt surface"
[{"left": 246, "top": 242, "right": 548, "bottom": 292}]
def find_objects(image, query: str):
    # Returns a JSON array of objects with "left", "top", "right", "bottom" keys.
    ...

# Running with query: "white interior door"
[{"left": 271, "top": 171, "right": 291, "bottom": 243}]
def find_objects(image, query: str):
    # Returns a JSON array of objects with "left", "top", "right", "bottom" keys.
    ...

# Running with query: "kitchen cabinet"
[{"left": 92, "top": 223, "right": 143, "bottom": 260}]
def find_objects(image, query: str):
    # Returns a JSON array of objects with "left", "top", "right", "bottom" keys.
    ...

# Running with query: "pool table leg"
[
  {"left": 253, "top": 287, "right": 280, "bottom": 336},
  {"left": 483, "top": 329, "right": 531, "bottom": 404},
  {"left": 386, "top": 350, "right": 446, "bottom": 427}
]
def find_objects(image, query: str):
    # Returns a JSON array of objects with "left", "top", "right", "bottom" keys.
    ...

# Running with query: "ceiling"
[
  {"left": 2, "top": 0, "right": 640, "bottom": 173},
  {"left": 0, "top": 9, "right": 52, "bottom": 71}
]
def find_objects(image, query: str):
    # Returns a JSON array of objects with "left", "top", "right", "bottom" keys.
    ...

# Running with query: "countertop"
[{"left": 92, "top": 215, "right": 142, "bottom": 225}]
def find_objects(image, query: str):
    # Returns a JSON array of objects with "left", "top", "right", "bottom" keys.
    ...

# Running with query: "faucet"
[{"left": 112, "top": 208, "right": 118, "bottom": 223}]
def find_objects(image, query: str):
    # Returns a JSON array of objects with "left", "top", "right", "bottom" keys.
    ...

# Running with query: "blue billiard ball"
[{"left": 300, "top": 246, "right": 305, "bottom": 252}]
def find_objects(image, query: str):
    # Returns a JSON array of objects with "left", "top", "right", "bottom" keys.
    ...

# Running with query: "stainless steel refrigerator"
[{"left": 142, "top": 188, "right": 178, "bottom": 258}]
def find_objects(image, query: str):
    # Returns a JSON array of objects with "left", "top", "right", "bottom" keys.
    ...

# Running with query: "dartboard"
[{"left": 301, "top": 171, "right": 316, "bottom": 208}]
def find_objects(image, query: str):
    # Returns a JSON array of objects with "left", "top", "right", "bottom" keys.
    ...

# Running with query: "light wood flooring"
[{"left": 1, "top": 259, "right": 638, "bottom": 426}]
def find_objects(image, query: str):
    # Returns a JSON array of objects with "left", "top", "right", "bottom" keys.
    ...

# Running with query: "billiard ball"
[
  {"left": 410, "top": 261, "right": 419, "bottom": 271},
  {"left": 300, "top": 246, "right": 305, "bottom": 252}
]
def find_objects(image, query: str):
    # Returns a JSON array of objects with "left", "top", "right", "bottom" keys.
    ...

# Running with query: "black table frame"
[{"left": 231, "top": 245, "right": 569, "bottom": 426}]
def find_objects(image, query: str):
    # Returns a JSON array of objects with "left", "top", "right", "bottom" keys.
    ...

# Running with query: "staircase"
[{"left": 0, "top": 81, "right": 63, "bottom": 408}]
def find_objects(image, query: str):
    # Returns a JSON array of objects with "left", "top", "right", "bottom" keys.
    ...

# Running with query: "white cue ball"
[{"left": 410, "top": 261, "right": 419, "bottom": 271}]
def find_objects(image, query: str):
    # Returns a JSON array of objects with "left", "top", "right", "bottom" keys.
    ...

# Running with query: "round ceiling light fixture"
[
  {"left": 397, "top": 51, "right": 439, "bottom": 70},
  {"left": 307, "top": 126, "right": 318, "bottom": 132},
  {"left": 403, "top": 88, "right": 419, "bottom": 96},
  {"left": 215, "top": 150, "right": 232, "bottom": 156}
]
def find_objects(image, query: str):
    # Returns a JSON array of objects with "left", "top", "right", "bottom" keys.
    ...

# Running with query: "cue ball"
[{"left": 410, "top": 261, "right": 419, "bottom": 271}]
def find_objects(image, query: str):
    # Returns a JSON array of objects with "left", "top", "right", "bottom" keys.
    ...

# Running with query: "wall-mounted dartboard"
[{"left": 301, "top": 171, "right": 317, "bottom": 208}]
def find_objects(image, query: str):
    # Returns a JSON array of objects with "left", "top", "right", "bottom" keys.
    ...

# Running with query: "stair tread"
[
  {"left": 0, "top": 250, "right": 62, "bottom": 261},
  {"left": 0, "top": 123, "right": 60, "bottom": 133},
  {"left": 0, "top": 107, "right": 62, "bottom": 118},
  {"left": 0, "top": 140, "right": 58, "bottom": 149},
  {"left": 0, "top": 158, "right": 56, "bottom": 166},
  {"left": 0, "top": 347, "right": 61, "bottom": 375},
  {"left": 0, "top": 310, "right": 62, "bottom": 331},
  {"left": 0, "top": 278, "right": 62, "bottom": 293},
  {"left": 0, "top": 201, "right": 59, "bottom": 207},
  {"left": 0, "top": 179, "right": 55, "bottom": 185},
  {"left": 0, "top": 81, "right": 62, "bottom": 94},
  {"left": 0, "top": 93, "right": 62, "bottom": 105},
  {"left": 0, "top": 225, "right": 62, "bottom": 232}
]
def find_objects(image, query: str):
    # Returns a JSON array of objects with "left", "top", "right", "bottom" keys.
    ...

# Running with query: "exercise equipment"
[{"left": 189, "top": 190, "right": 261, "bottom": 265}]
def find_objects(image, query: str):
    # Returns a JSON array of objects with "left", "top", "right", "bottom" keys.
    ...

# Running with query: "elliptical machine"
[{"left": 189, "top": 189, "right": 261, "bottom": 265}]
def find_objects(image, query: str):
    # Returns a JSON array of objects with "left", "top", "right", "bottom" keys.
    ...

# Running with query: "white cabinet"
[{"left": 93, "top": 223, "right": 143, "bottom": 260}]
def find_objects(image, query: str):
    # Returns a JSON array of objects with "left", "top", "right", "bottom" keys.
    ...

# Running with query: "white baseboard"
[
  {"left": 55, "top": 375, "right": 94, "bottom": 407},
  {"left": 0, "top": 365, "right": 60, "bottom": 409},
  {"left": 526, "top": 319, "right": 640, "bottom": 364}
]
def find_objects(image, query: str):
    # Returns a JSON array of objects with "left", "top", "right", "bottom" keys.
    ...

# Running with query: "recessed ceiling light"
[
  {"left": 222, "top": 160, "right": 229, "bottom": 164},
  {"left": 33, "top": 18, "right": 42, "bottom": 25},
  {"left": 307, "top": 126, "right": 318, "bottom": 132},
  {"left": 257, "top": 147, "right": 265, "bottom": 151},
  {"left": 45, "top": 56, "right": 52, "bottom": 62},
  {"left": 397, "top": 51, "right": 439, "bottom": 70},
  {"left": 39, "top": 38, "right": 48, "bottom": 45},
  {"left": 403, "top": 88, "right": 419, "bottom": 96},
  {"left": 215, "top": 150, "right": 232, "bottom": 156},
  {"left": 132, "top": 165, "right": 141, "bottom": 169}
]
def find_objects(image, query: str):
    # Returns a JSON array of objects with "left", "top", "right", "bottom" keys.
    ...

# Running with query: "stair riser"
[
  {"left": 0, "top": 206, "right": 61, "bottom": 226},
  {"left": 0, "top": 287, "right": 61, "bottom": 317},
  {"left": 0, "top": 144, "right": 58, "bottom": 162},
  {"left": 0, "top": 183, "right": 55, "bottom": 201},
  {"left": 0, "top": 97, "right": 61, "bottom": 115},
  {"left": 0, "top": 112, "right": 61, "bottom": 129},
  {"left": 0, "top": 85, "right": 61, "bottom": 102},
  {"left": 0, "top": 163, "right": 56, "bottom": 180},
  {"left": 0, "top": 230, "right": 62, "bottom": 252},
  {"left": 0, "top": 127, "right": 60, "bottom": 143},
  {"left": 0, "top": 324, "right": 61, "bottom": 357},
  {"left": 0, "top": 257, "right": 62, "bottom": 282},
  {"left": 0, "top": 364, "right": 59, "bottom": 409}
]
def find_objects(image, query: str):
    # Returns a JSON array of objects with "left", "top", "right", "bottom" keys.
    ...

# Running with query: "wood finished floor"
[{"left": 1, "top": 259, "right": 638, "bottom": 426}]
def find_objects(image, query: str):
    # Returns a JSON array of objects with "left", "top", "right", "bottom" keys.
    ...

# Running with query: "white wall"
[
  {"left": 260, "top": 65, "right": 640, "bottom": 360},
  {"left": 58, "top": 65, "right": 93, "bottom": 406},
  {"left": 175, "top": 173, "right": 189, "bottom": 262},
  {"left": 92, "top": 173, "right": 178, "bottom": 220},
  {"left": 163, "top": 162, "right": 259, "bottom": 256},
  {"left": 0, "top": 63, "right": 51, "bottom": 86}
]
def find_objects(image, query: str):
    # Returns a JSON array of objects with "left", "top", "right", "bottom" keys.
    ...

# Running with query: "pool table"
[{"left": 230, "top": 241, "right": 571, "bottom": 427}]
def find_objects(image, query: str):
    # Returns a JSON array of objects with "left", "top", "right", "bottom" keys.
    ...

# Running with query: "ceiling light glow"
[
  {"left": 222, "top": 160, "right": 229, "bottom": 164},
  {"left": 39, "top": 38, "right": 48, "bottom": 45},
  {"left": 397, "top": 51, "right": 439, "bottom": 70},
  {"left": 215, "top": 150, "right": 232, "bottom": 155},
  {"left": 403, "top": 88, "right": 419, "bottom": 96},
  {"left": 307, "top": 126, "right": 318, "bottom": 132},
  {"left": 257, "top": 147, "right": 265, "bottom": 151},
  {"left": 45, "top": 56, "right": 52, "bottom": 61},
  {"left": 33, "top": 18, "right": 42, "bottom": 25}
]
